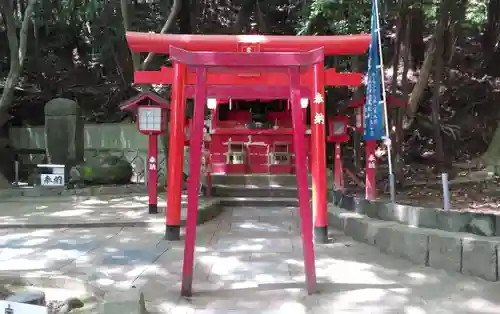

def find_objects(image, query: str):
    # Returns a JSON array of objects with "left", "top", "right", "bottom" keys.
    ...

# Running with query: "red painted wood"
[
  {"left": 126, "top": 32, "right": 370, "bottom": 55},
  {"left": 289, "top": 66, "right": 317, "bottom": 294},
  {"left": 334, "top": 143, "right": 343, "bottom": 191},
  {"left": 310, "top": 62, "right": 328, "bottom": 231},
  {"left": 169, "top": 46, "right": 324, "bottom": 68},
  {"left": 119, "top": 92, "right": 169, "bottom": 111},
  {"left": 365, "top": 140, "right": 377, "bottom": 200},
  {"left": 181, "top": 67, "right": 208, "bottom": 297},
  {"left": 134, "top": 67, "right": 363, "bottom": 87},
  {"left": 184, "top": 85, "right": 311, "bottom": 99},
  {"left": 188, "top": 66, "right": 313, "bottom": 74},
  {"left": 148, "top": 135, "right": 158, "bottom": 209},
  {"left": 213, "top": 129, "right": 294, "bottom": 135},
  {"left": 166, "top": 63, "right": 187, "bottom": 229},
  {"left": 327, "top": 115, "right": 350, "bottom": 143}
]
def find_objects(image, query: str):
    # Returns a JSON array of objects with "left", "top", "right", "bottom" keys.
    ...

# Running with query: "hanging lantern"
[
  {"left": 300, "top": 98, "right": 309, "bottom": 109},
  {"left": 207, "top": 98, "right": 217, "bottom": 109}
]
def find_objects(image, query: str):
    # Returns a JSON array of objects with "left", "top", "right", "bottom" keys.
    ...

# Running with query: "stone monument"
[{"left": 44, "top": 98, "right": 84, "bottom": 179}]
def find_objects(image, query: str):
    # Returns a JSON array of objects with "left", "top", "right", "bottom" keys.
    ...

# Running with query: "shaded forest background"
[{"left": 0, "top": 0, "right": 499, "bottom": 193}]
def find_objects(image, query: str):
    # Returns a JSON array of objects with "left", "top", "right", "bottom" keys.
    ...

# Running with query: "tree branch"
[
  {"left": 120, "top": 0, "right": 140, "bottom": 70},
  {"left": 141, "top": 0, "right": 181, "bottom": 70},
  {"left": 0, "top": 0, "right": 38, "bottom": 117},
  {"left": 255, "top": 0, "right": 268, "bottom": 33}
]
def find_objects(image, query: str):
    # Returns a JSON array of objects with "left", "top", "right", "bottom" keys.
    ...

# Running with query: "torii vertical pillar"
[
  {"left": 290, "top": 66, "right": 317, "bottom": 294},
  {"left": 311, "top": 62, "right": 328, "bottom": 243},
  {"left": 165, "top": 62, "right": 187, "bottom": 241},
  {"left": 182, "top": 67, "right": 207, "bottom": 297}
]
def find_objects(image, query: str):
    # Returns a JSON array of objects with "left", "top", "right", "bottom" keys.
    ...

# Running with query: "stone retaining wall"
[
  {"left": 329, "top": 204, "right": 500, "bottom": 282},
  {"left": 0, "top": 184, "right": 151, "bottom": 199},
  {"left": 333, "top": 191, "right": 500, "bottom": 237},
  {"left": 9, "top": 123, "right": 183, "bottom": 184}
]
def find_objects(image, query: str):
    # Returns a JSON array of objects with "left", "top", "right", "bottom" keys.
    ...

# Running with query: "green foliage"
[
  {"left": 297, "top": 0, "right": 371, "bottom": 35},
  {"left": 465, "top": 0, "right": 488, "bottom": 30}
]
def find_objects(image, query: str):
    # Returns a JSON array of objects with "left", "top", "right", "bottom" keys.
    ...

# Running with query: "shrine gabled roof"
[{"left": 119, "top": 91, "right": 169, "bottom": 111}]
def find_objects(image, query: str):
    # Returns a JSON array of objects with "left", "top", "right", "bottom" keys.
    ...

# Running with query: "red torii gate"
[
  {"left": 176, "top": 46, "right": 324, "bottom": 296},
  {"left": 126, "top": 32, "right": 370, "bottom": 248}
]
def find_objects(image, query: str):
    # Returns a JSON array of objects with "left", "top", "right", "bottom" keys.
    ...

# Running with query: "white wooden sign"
[
  {"left": 40, "top": 174, "right": 65, "bottom": 186},
  {"left": 37, "top": 164, "right": 65, "bottom": 187},
  {"left": 0, "top": 301, "right": 48, "bottom": 314}
]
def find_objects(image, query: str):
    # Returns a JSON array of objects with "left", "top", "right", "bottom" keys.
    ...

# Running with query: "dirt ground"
[{"left": 348, "top": 166, "right": 500, "bottom": 213}]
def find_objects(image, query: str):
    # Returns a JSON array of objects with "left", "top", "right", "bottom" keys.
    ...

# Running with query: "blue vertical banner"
[{"left": 364, "top": 0, "right": 385, "bottom": 140}]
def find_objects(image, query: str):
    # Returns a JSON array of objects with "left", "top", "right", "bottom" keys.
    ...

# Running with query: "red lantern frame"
[{"left": 327, "top": 115, "right": 349, "bottom": 143}]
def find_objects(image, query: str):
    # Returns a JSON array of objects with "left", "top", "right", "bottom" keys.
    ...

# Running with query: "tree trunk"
[
  {"left": 119, "top": 0, "right": 141, "bottom": 70},
  {"left": 483, "top": 0, "right": 500, "bottom": 72},
  {"left": 408, "top": 8, "right": 425, "bottom": 69},
  {"left": 482, "top": 122, "right": 500, "bottom": 174},
  {"left": 395, "top": 13, "right": 412, "bottom": 186},
  {"left": 233, "top": 0, "right": 255, "bottom": 34},
  {"left": 0, "top": 0, "right": 38, "bottom": 187},
  {"left": 431, "top": 0, "right": 452, "bottom": 171},
  {"left": 141, "top": 0, "right": 181, "bottom": 70},
  {"left": 404, "top": 40, "right": 435, "bottom": 129},
  {"left": 351, "top": 56, "right": 363, "bottom": 171},
  {"left": 0, "top": 0, "right": 38, "bottom": 128},
  {"left": 255, "top": 0, "right": 268, "bottom": 33},
  {"left": 390, "top": 8, "right": 405, "bottom": 185}
]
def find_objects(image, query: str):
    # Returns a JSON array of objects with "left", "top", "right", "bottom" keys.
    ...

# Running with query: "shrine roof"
[{"left": 119, "top": 91, "right": 169, "bottom": 111}]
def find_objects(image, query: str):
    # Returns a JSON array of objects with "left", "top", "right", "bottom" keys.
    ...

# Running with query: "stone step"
[
  {"left": 211, "top": 185, "right": 303, "bottom": 198},
  {"left": 210, "top": 173, "right": 333, "bottom": 188},
  {"left": 216, "top": 197, "right": 299, "bottom": 208},
  {"left": 210, "top": 174, "right": 304, "bottom": 187}
]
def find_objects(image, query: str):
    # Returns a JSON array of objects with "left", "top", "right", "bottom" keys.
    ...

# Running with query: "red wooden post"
[
  {"left": 365, "top": 140, "right": 377, "bottom": 200},
  {"left": 147, "top": 134, "right": 159, "bottom": 214},
  {"left": 181, "top": 67, "right": 207, "bottom": 297},
  {"left": 204, "top": 140, "right": 212, "bottom": 197},
  {"left": 290, "top": 66, "right": 317, "bottom": 295},
  {"left": 311, "top": 62, "right": 328, "bottom": 244},
  {"left": 165, "top": 62, "right": 187, "bottom": 241},
  {"left": 334, "top": 143, "right": 343, "bottom": 191}
]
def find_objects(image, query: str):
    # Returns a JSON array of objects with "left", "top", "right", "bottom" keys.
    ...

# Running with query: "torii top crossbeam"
[{"left": 126, "top": 32, "right": 370, "bottom": 55}]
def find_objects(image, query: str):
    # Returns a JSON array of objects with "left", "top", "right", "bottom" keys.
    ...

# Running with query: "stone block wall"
[{"left": 9, "top": 123, "right": 173, "bottom": 184}]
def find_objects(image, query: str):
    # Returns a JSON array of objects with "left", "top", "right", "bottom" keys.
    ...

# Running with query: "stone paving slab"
[
  {"left": 0, "top": 194, "right": 221, "bottom": 229},
  {"left": 2, "top": 206, "right": 500, "bottom": 313}
]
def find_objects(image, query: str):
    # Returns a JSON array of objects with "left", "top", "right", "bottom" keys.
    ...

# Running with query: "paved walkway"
[
  {"left": 0, "top": 194, "right": 216, "bottom": 227},
  {"left": 1, "top": 204, "right": 500, "bottom": 313}
]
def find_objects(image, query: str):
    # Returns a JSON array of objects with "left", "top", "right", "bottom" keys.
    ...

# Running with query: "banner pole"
[{"left": 373, "top": 0, "right": 396, "bottom": 203}]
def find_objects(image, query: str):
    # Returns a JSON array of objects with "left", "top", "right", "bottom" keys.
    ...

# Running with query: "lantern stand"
[
  {"left": 327, "top": 116, "right": 349, "bottom": 192},
  {"left": 344, "top": 95, "right": 408, "bottom": 201},
  {"left": 120, "top": 92, "right": 169, "bottom": 214}
]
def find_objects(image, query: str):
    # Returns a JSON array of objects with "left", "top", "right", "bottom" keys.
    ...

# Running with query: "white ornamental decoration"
[
  {"left": 314, "top": 92, "right": 324, "bottom": 104},
  {"left": 148, "top": 156, "right": 157, "bottom": 171},
  {"left": 314, "top": 112, "right": 325, "bottom": 125},
  {"left": 368, "top": 154, "right": 376, "bottom": 169}
]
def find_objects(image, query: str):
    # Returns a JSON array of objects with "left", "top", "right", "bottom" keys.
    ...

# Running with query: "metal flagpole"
[{"left": 373, "top": 0, "right": 396, "bottom": 203}]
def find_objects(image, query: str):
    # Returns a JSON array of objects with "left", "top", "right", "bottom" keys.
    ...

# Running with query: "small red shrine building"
[{"left": 206, "top": 98, "right": 310, "bottom": 174}]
